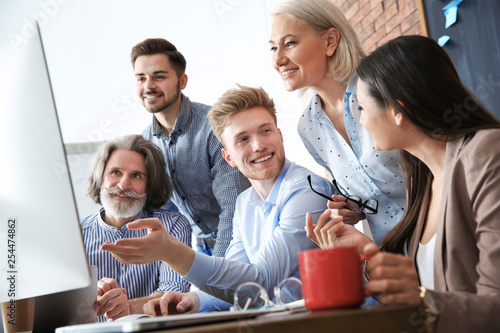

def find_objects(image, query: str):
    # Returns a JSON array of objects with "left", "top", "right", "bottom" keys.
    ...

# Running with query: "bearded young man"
[
  {"left": 132, "top": 38, "right": 250, "bottom": 257},
  {"left": 80, "top": 134, "right": 191, "bottom": 322}
]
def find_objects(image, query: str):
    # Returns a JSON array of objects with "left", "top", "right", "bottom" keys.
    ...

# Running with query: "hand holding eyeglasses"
[
  {"left": 327, "top": 194, "right": 366, "bottom": 225},
  {"left": 307, "top": 175, "right": 378, "bottom": 225}
]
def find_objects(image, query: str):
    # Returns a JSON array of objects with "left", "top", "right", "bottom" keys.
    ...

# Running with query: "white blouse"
[{"left": 416, "top": 233, "right": 437, "bottom": 289}]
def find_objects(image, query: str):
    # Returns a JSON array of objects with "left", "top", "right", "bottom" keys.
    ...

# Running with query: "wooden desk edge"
[{"left": 159, "top": 304, "right": 426, "bottom": 333}]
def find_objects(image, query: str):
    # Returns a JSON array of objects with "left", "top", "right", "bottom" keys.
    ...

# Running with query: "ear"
[
  {"left": 390, "top": 106, "right": 404, "bottom": 126},
  {"left": 180, "top": 73, "right": 188, "bottom": 90},
  {"left": 277, "top": 128, "right": 284, "bottom": 143},
  {"left": 221, "top": 148, "right": 237, "bottom": 168},
  {"left": 324, "top": 27, "right": 340, "bottom": 57}
]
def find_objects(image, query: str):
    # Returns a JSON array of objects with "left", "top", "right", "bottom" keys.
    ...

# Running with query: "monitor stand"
[{"left": 33, "top": 266, "right": 97, "bottom": 333}]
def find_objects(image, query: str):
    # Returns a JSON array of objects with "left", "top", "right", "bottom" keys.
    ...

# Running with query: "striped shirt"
[
  {"left": 142, "top": 94, "right": 251, "bottom": 257},
  {"left": 81, "top": 209, "right": 191, "bottom": 321}
]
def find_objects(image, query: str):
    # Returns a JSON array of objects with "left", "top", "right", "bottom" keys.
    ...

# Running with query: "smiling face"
[
  {"left": 134, "top": 54, "right": 186, "bottom": 114},
  {"left": 221, "top": 107, "right": 285, "bottom": 183},
  {"left": 100, "top": 149, "right": 148, "bottom": 222},
  {"left": 270, "top": 14, "right": 335, "bottom": 92}
]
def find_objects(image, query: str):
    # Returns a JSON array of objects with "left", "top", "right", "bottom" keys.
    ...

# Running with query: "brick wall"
[{"left": 331, "top": 0, "right": 424, "bottom": 54}]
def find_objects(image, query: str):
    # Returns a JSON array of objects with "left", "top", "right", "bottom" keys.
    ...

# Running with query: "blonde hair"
[
  {"left": 273, "top": 0, "right": 365, "bottom": 84},
  {"left": 208, "top": 85, "right": 276, "bottom": 146}
]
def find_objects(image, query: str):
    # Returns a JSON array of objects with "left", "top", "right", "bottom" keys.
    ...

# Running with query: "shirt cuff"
[
  {"left": 194, "top": 289, "right": 232, "bottom": 312},
  {"left": 183, "top": 251, "right": 220, "bottom": 287}
]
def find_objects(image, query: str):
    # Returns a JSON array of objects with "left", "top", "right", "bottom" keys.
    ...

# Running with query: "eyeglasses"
[
  {"left": 307, "top": 175, "right": 379, "bottom": 215},
  {"left": 232, "top": 277, "right": 303, "bottom": 311}
]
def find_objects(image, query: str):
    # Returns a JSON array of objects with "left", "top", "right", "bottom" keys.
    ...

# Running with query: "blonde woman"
[{"left": 270, "top": 0, "right": 406, "bottom": 245}]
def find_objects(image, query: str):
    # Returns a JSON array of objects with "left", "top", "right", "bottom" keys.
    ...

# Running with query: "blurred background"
[{"left": 1, "top": 0, "right": 498, "bottom": 219}]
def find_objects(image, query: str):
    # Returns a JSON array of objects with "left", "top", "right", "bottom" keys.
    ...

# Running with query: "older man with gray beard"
[{"left": 80, "top": 134, "right": 191, "bottom": 322}]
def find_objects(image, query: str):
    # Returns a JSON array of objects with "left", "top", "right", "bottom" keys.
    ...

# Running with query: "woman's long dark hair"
[{"left": 357, "top": 35, "right": 500, "bottom": 254}]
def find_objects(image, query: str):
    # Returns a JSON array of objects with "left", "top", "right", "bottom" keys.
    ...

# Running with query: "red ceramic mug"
[{"left": 298, "top": 246, "right": 370, "bottom": 310}]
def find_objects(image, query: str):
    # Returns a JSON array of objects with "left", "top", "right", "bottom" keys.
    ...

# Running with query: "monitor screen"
[{"left": 0, "top": 22, "right": 91, "bottom": 303}]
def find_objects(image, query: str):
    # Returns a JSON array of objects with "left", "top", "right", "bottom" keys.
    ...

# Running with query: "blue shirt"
[
  {"left": 184, "top": 160, "right": 335, "bottom": 311},
  {"left": 81, "top": 209, "right": 191, "bottom": 321},
  {"left": 297, "top": 78, "right": 406, "bottom": 245},
  {"left": 142, "top": 94, "right": 251, "bottom": 257}
]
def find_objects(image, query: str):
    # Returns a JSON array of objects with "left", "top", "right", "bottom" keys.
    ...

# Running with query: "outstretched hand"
[
  {"left": 101, "top": 217, "right": 195, "bottom": 276},
  {"left": 143, "top": 291, "right": 200, "bottom": 317},
  {"left": 101, "top": 218, "right": 171, "bottom": 265}
]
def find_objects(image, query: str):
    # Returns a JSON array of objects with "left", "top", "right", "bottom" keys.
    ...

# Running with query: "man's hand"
[
  {"left": 101, "top": 218, "right": 171, "bottom": 264},
  {"left": 94, "top": 277, "right": 130, "bottom": 321},
  {"left": 101, "top": 218, "right": 195, "bottom": 276},
  {"left": 143, "top": 291, "right": 200, "bottom": 317}
]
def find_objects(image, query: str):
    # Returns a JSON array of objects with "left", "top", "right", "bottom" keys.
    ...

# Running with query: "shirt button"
[
  {"left": 121, "top": 266, "right": 125, "bottom": 271},
  {"left": 182, "top": 196, "right": 186, "bottom": 200},
  {"left": 172, "top": 169, "right": 175, "bottom": 173}
]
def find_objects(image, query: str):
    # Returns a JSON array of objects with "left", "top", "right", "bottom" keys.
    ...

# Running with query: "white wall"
[{"left": 1, "top": 0, "right": 324, "bottom": 219}]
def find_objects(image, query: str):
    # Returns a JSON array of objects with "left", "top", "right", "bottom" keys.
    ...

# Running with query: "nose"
[
  {"left": 273, "top": 47, "right": 287, "bottom": 70},
  {"left": 251, "top": 137, "right": 267, "bottom": 152},
  {"left": 117, "top": 175, "right": 132, "bottom": 191},
  {"left": 144, "top": 77, "right": 156, "bottom": 91}
]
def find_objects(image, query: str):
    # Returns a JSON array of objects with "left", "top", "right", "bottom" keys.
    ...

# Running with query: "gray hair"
[{"left": 87, "top": 134, "right": 171, "bottom": 211}]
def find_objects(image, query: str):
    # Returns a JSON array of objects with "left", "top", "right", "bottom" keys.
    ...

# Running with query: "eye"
[
  {"left": 269, "top": 45, "right": 277, "bottom": 52},
  {"left": 155, "top": 75, "right": 166, "bottom": 80},
  {"left": 237, "top": 137, "right": 248, "bottom": 145},
  {"left": 132, "top": 173, "right": 142, "bottom": 179},
  {"left": 285, "top": 41, "right": 296, "bottom": 47},
  {"left": 137, "top": 77, "right": 145, "bottom": 82}
]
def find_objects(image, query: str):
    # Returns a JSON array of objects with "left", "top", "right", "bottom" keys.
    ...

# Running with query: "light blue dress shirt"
[
  {"left": 142, "top": 94, "right": 251, "bottom": 257},
  {"left": 297, "top": 78, "right": 406, "bottom": 245},
  {"left": 81, "top": 209, "right": 191, "bottom": 322},
  {"left": 183, "top": 160, "right": 335, "bottom": 312}
]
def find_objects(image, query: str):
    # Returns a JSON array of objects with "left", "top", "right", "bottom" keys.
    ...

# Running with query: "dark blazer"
[{"left": 407, "top": 129, "right": 500, "bottom": 333}]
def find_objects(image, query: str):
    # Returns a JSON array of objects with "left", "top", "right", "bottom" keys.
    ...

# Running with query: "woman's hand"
[
  {"left": 328, "top": 194, "right": 366, "bottom": 225},
  {"left": 305, "top": 209, "right": 374, "bottom": 252},
  {"left": 363, "top": 244, "right": 421, "bottom": 306}
]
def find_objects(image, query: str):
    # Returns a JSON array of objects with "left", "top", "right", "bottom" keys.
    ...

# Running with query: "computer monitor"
[{"left": 0, "top": 21, "right": 91, "bottom": 304}]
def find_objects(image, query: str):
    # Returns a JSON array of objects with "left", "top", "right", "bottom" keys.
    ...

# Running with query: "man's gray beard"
[{"left": 100, "top": 185, "right": 147, "bottom": 219}]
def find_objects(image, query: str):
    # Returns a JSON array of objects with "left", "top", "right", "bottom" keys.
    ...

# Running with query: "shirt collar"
[
  {"left": 311, "top": 75, "right": 358, "bottom": 121},
  {"left": 347, "top": 74, "right": 358, "bottom": 95},
  {"left": 248, "top": 159, "right": 292, "bottom": 211},
  {"left": 151, "top": 93, "right": 192, "bottom": 138},
  {"left": 97, "top": 207, "right": 148, "bottom": 232}
]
